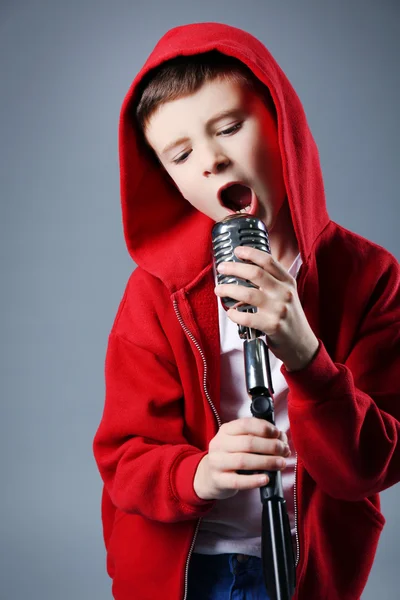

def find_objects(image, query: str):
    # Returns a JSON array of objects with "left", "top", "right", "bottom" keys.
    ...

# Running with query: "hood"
[{"left": 118, "top": 22, "right": 330, "bottom": 292}]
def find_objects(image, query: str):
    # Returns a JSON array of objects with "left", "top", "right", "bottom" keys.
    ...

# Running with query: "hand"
[
  {"left": 193, "top": 417, "right": 290, "bottom": 501},
  {"left": 215, "top": 246, "right": 319, "bottom": 371}
]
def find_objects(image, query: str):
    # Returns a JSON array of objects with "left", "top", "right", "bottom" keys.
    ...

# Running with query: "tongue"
[{"left": 222, "top": 184, "right": 252, "bottom": 210}]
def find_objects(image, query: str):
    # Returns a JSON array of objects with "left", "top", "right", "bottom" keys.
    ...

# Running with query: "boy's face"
[{"left": 144, "top": 77, "right": 287, "bottom": 230}]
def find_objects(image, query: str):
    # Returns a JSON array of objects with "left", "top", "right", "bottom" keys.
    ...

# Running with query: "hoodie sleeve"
[
  {"left": 93, "top": 271, "right": 215, "bottom": 523},
  {"left": 282, "top": 258, "right": 400, "bottom": 501}
]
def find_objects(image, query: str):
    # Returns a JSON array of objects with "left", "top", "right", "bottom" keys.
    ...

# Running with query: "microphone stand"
[{"left": 238, "top": 318, "right": 296, "bottom": 600}]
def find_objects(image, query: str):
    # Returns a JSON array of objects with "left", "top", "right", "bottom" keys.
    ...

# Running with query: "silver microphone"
[
  {"left": 211, "top": 214, "right": 295, "bottom": 599},
  {"left": 211, "top": 214, "right": 271, "bottom": 311}
]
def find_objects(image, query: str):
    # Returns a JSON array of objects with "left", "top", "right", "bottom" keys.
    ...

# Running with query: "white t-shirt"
[{"left": 194, "top": 253, "right": 302, "bottom": 557}]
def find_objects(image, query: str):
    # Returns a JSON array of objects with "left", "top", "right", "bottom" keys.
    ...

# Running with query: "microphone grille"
[{"left": 211, "top": 214, "right": 271, "bottom": 310}]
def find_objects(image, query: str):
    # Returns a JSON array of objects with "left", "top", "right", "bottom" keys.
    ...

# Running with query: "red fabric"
[{"left": 93, "top": 22, "right": 400, "bottom": 600}]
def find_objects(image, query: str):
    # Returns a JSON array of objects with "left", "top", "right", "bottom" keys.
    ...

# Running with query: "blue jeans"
[{"left": 187, "top": 553, "right": 271, "bottom": 599}]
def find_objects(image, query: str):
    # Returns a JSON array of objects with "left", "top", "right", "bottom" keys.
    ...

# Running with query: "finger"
[
  {"left": 220, "top": 417, "right": 279, "bottom": 438},
  {"left": 234, "top": 246, "right": 293, "bottom": 283},
  {"left": 216, "top": 261, "right": 280, "bottom": 291},
  {"left": 218, "top": 471, "right": 270, "bottom": 491},
  {"left": 223, "top": 306, "right": 285, "bottom": 336},
  {"left": 213, "top": 433, "right": 289, "bottom": 457},
  {"left": 209, "top": 451, "right": 287, "bottom": 472},
  {"left": 215, "top": 283, "right": 265, "bottom": 307}
]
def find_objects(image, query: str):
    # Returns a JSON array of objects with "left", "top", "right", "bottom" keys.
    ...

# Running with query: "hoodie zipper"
[
  {"left": 293, "top": 453, "right": 300, "bottom": 568},
  {"left": 173, "top": 299, "right": 222, "bottom": 429},
  {"left": 172, "top": 299, "right": 222, "bottom": 600},
  {"left": 173, "top": 299, "right": 300, "bottom": 596},
  {"left": 292, "top": 263, "right": 304, "bottom": 574}
]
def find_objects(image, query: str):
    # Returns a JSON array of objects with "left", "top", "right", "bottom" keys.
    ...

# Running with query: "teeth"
[{"left": 236, "top": 205, "right": 251, "bottom": 214}]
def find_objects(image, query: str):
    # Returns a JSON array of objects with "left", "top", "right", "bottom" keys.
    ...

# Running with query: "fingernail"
[{"left": 277, "top": 458, "right": 286, "bottom": 468}]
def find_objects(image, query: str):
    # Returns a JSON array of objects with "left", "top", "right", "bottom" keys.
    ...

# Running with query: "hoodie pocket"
[{"left": 298, "top": 492, "right": 386, "bottom": 600}]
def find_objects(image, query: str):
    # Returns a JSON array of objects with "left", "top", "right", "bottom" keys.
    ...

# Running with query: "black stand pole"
[{"left": 240, "top": 325, "right": 296, "bottom": 600}]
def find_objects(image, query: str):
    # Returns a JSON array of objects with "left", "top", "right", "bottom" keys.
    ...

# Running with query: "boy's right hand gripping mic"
[{"left": 211, "top": 214, "right": 296, "bottom": 600}]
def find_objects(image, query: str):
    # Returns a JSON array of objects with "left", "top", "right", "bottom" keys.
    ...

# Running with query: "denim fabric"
[{"left": 187, "top": 553, "right": 271, "bottom": 599}]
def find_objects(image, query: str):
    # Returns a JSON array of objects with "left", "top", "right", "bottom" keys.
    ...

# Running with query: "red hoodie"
[{"left": 93, "top": 22, "right": 400, "bottom": 600}]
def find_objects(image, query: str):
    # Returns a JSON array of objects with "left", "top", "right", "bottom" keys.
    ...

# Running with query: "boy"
[{"left": 93, "top": 22, "right": 400, "bottom": 600}]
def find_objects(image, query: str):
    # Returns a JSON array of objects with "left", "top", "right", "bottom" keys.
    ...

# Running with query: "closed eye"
[
  {"left": 173, "top": 151, "right": 191, "bottom": 165},
  {"left": 217, "top": 122, "right": 242, "bottom": 136},
  {"left": 172, "top": 122, "right": 243, "bottom": 165}
]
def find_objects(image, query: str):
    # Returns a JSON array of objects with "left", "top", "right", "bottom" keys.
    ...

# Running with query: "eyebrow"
[{"left": 161, "top": 108, "right": 243, "bottom": 156}]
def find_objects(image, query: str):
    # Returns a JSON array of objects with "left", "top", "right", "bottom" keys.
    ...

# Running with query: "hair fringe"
[{"left": 133, "top": 50, "right": 275, "bottom": 136}]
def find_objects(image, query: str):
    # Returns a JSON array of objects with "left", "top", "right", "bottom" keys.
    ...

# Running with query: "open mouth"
[{"left": 219, "top": 183, "right": 253, "bottom": 213}]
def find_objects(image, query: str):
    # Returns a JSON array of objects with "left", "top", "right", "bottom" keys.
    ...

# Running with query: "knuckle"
[
  {"left": 242, "top": 287, "right": 255, "bottom": 303},
  {"left": 262, "top": 423, "right": 271, "bottom": 437},
  {"left": 264, "top": 426, "right": 273, "bottom": 440},
  {"left": 239, "top": 420, "right": 249, "bottom": 432},
  {"left": 266, "top": 424, "right": 278, "bottom": 437},
  {"left": 285, "top": 289, "right": 294, "bottom": 303},
  {"left": 279, "top": 304, "right": 288, "bottom": 320},
  {"left": 265, "top": 457, "right": 276, "bottom": 470},
  {"left": 236, "top": 454, "right": 246, "bottom": 470},
  {"left": 230, "top": 474, "right": 240, "bottom": 490},
  {"left": 264, "top": 254, "right": 274, "bottom": 267},
  {"left": 251, "top": 266, "right": 263, "bottom": 282},
  {"left": 272, "top": 426, "right": 281, "bottom": 438},
  {"left": 236, "top": 418, "right": 248, "bottom": 431},
  {"left": 245, "top": 436, "right": 256, "bottom": 453}
]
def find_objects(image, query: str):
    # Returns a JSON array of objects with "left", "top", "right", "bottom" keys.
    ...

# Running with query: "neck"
[{"left": 268, "top": 200, "right": 299, "bottom": 270}]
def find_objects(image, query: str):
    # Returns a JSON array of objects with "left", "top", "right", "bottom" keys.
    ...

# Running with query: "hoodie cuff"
[
  {"left": 171, "top": 449, "right": 216, "bottom": 513},
  {"left": 280, "top": 340, "right": 343, "bottom": 404}
]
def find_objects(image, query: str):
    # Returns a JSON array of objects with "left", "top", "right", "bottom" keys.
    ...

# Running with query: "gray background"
[{"left": 1, "top": 0, "right": 399, "bottom": 598}]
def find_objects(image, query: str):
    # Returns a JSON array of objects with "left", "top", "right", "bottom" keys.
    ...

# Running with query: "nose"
[{"left": 201, "top": 144, "right": 230, "bottom": 176}]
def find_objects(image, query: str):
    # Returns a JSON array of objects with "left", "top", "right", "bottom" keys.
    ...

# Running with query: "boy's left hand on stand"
[{"left": 215, "top": 246, "right": 319, "bottom": 372}]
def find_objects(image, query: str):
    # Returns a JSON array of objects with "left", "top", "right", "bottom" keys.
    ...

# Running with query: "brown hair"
[{"left": 134, "top": 50, "right": 275, "bottom": 137}]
